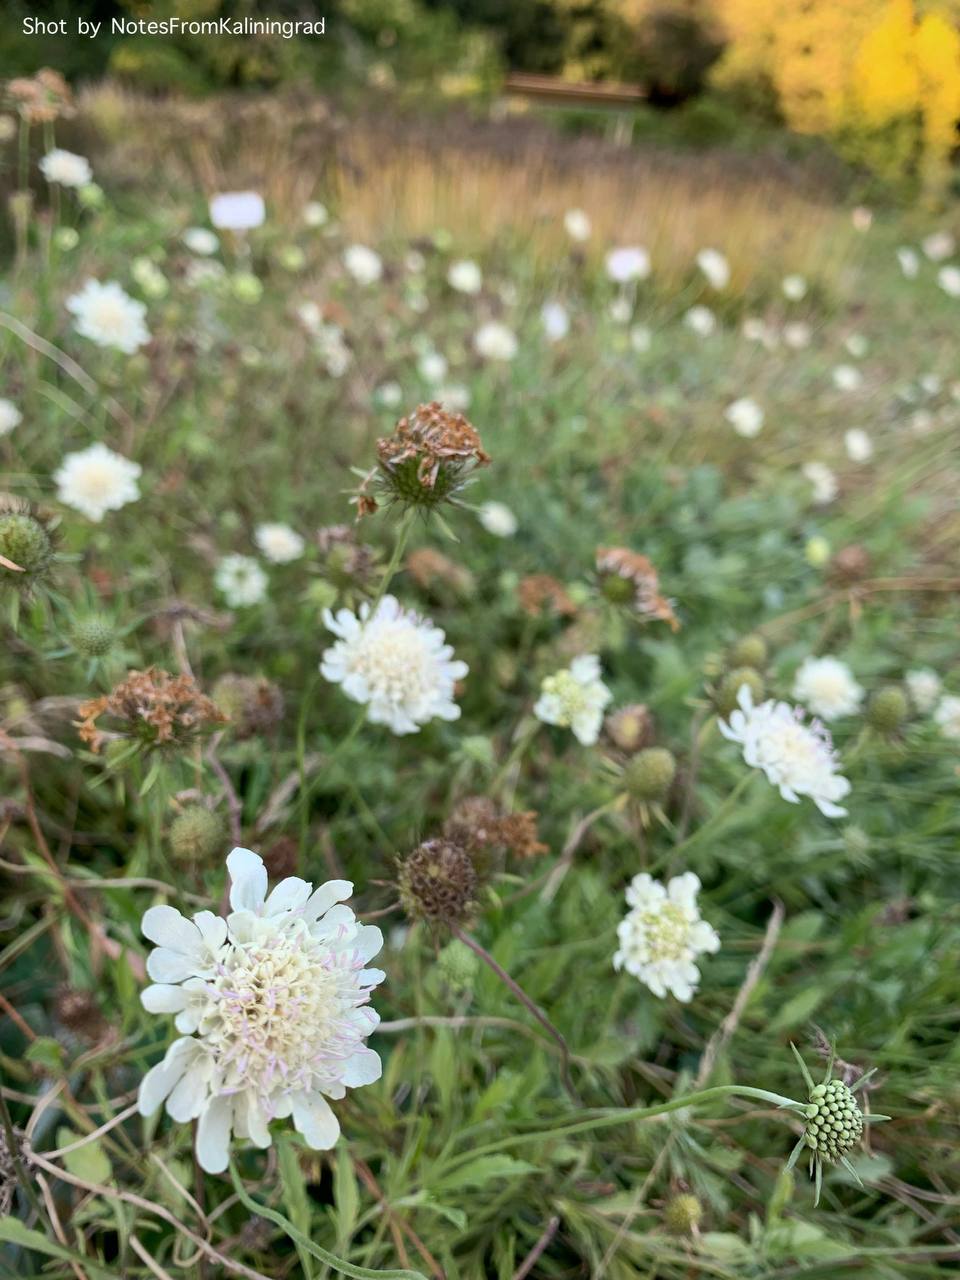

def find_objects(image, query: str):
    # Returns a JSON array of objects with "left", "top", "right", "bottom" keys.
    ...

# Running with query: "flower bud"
[
  {"left": 0, "top": 498, "right": 56, "bottom": 593},
  {"left": 436, "top": 939, "right": 479, "bottom": 993},
  {"left": 212, "top": 674, "right": 284, "bottom": 739},
  {"left": 169, "top": 806, "right": 224, "bottom": 864},
  {"left": 716, "top": 666, "right": 765, "bottom": 716},
  {"left": 71, "top": 614, "right": 116, "bottom": 658},
  {"left": 623, "top": 747, "right": 676, "bottom": 803},
  {"left": 663, "top": 1193, "right": 703, "bottom": 1236},
  {"left": 605, "top": 703, "right": 654, "bottom": 753},
  {"left": 803, "top": 1079, "right": 864, "bottom": 1163},
  {"left": 398, "top": 838, "right": 477, "bottom": 927},
  {"left": 728, "top": 633, "right": 768, "bottom": 670},
  {"left": 866, "top": 686, "right": 908, "bottom": 735}
]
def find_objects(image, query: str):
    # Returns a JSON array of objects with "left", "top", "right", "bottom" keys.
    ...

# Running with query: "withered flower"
[
  {"left": 6, "top": 69, "right": 74, "bottom": 123},
  {"left": 359, "top": 401, "right": 489, "bottom": 516},
  {"left": 397, "top": 838, "right": 478, "bottom": 928},
  {"left": 596, "top": 547, "right": 679, "bottom": 630},
  {"left": 212, "top": 673, "right": 285, "bottom": 739},
  {"left": 317, "top": 524, "right": 378, "bottom": 587},
  {"left": 444, "top": 795, "right": 547, "bottom": 864},
  {"left": 406, "top": 546, "right": 474, "bottom": 595},
  {"left": 76, "top": 667, "right": 225, "bottom": 755},
  {"left": 517, "top": 574, "right": 577, "bottom": 618}
]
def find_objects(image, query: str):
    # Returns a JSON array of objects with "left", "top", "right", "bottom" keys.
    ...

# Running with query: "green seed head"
[
  {"left": 867, "top": 686, "right": 908, "bottom": 735},
  {"left": 728, "top": 633, "right": 768, "bottom": 669},
  {"left": 169, "top": 806, "right": 224, "bottom": 864},
  {"left": 803, "top": 1079, "right": 863, "bottom": 1163},
  {"left": 663, "top": 1193, "right": 703, "bottom": 1236},
  {"left": 0, "top": 503, "right": 55, "bottom": 590},
  {"left": 436, "top": 939, "right": 479, "bottom": 993},
  {"left": 71, "top": 614, "right": 116, "bottom": 657},
  {"left": 716, "top": 666, "right": 765, "bottom": 716},
  {"left": 623, "top": 747, "right": 677, "bottom": 803},
  {"left": 600, "top": 571, "right": 636, "bottom": 605}
]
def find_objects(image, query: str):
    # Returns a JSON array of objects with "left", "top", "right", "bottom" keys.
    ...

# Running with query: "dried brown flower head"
[
  {"left": 76, "top": 667, "right": 225, "bottom": 755},
  {"left": 406, "top": 546, "right": 474, "bottom": 595},
  {"left": 6, "top": 69, "right": 74, "bottom": 123},
  {"left": 444, "top": 796, "right": 547, "bottom": 863},
  {"left": 398, "top": 838, "right": 478, "bottom": 926},
  {"left": 828, "top": 543, "right": 872, "bottom": 586},
  {"left": 605, "top": 703, "right": 655, "bottom": 754},
  {"left": 212, "top": 674, "right": 285, "bottom": 739},
  {"left": 517, "top": 574, "right": 577, "bottom": 618},
  {"left": 54, "top": 988, "right": 107, "bottom": 1044},
  {"left": 360, "top": 402, "right": 489, "bottom": 515},
  {"left": 596, "top": 547, "right": 679, "bottom": 630},
  {"left": 317, "top": 524, "right": 378, "bottom": 584}
]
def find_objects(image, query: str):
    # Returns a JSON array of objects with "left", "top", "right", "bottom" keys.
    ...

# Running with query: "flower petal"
[
  {"left": 291, "top": 1092, "right": 341, "bottom": 1150},
  {"left": 196, "top": 1095, "right": 234, "bottom": 1174},
  {"left": 142, "top": 904, "right": 203, "bottom": 953},
  {"left": 227, "top": 847, "right": 268, "bottom": 913},
  {"left": 141, "top": 984, "right": 189, "bottom": 1014},
  {"left": 147, "top": 947, "right": 203, "bottom": 984},
  {"left": 341, "top": 1049, "right": 382, "bottom": 1088}
]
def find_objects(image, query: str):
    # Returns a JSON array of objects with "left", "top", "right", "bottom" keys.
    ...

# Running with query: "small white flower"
[
  {"left": 608, "top": 296, "right": 632, "bottom": 324},
  {"left": 937, "top": 266, "right": 960, "bottom": 298},
  {"left": 792, "top": 655, "right": 864, "bottom": 722},
  {"left": 832, "top": 364, "right": 863, "bottom": 392},
  {"left": 54, "top": 443, "right": 141, "bottom": 522},
  {"left": 844, "top": 428, "right": 873, "bottom": 462},
  {"left": 613, "top": 872, "right": 719, "bottom": 1001},
  {"left": 630, "top": 324, "right": 652, "bottom": 353},
  {"left": 783, "top": 321, "right": 811, "bottom": 350},
  {"left": 897, "top": 247, "right": 920, "bottom": 279},
  {"left": 920, "top": 373, "right": 942, "bottom": 396},
  {"left": 923, "top": 230, "right": 955, "bottom": 262},
  {"left": 215, "top": 555, "right": 268, "bottom": 607},
  {"left": 782, "top": 273, "right": 808, "bottom": 300},
  {"left": 435, "top": 384, "right": 471, "bottom": 412},
  {"left": 478, "top": 501, "right": 517, "bottom": 537},
  {"left": 447, "top": 259, "right": 482, "bottom": 294},
  {"left": 66, "top": 279, "right": 150, "bottom": 354},
  {"left": 132, "top": 257, "right": 168, "bottom": 299},
  {"left": 255, "top": 523, "right": 305, "bottom": 565},
  {"left": 343, "top": 244, "right": 383, "bottom": 285},
  {"left": 418, "top": 351, "right": 448, "bottom": 384},
  {"left": 375, "top": 381, "right": 403, "bottom": 409},
  {"left": 844, "top": 333, "right": 869, "bottom": 358},
  {"left": 934, "top": 694, "right": 960, "bottom": 739},
  {"left": 304, "top": 201, "right": 329, "bottom": 228},
  {"left": 852, "top": 206, "right": 873, "bottom": 231},
  {"left": 742, "top": 317, "right": 771, "bottom": 345},
  {"left": 684, "top": 305, "right": 716, "bottom": 337},
  {"left": 541, "top": 301, "right": 570, "bottom": 342},
  {"left": 474, "top": 321, "right": 517, "bottom": 362},
  {"left": 39, "top": 148, "right": 92, "bottom": 188},
  {"left": 563, "top": 208, "right": 591, "bottom": 242},
  {"left": 137, "top": 847, "right": 384, "bottom": 1174},
  {"left": 183, "top": 227, "right": 219, "bottom": 256},
  {"left": 533, "top": 654, "right": 612, "bottom": 746},
  {"left": 321, "top": 596, "right": 467, "bottom": 735},
  {"left": 906, "top": 668, "right": 941, "bottom": 713},
  {"left": 405, "top": 250, "right": 426, "bottom": 274},
  {"left": 696, "top": 247, "right": 730, "bottom": 290},
  {"left": 724, "top": 396, "right": 764, "bottom": 438},
  {"left": 803, "top": 461, "right": 838, "bottom": 505},
  {"left": 315, "top": 324, "right": 352, "bottom": 378},
  {"left": 0, "top": 398, "right": 22, "bottom": 437},
  {"left": 209, "top": 191, "right": 265, "bottom": 231},
  {"left": 605, "top": 246, "right": 650, "bottom": 284},
  {"left": 719, "top": 685, "right": 851, "bottom": 817},
  {"left": 296, "top": 301, "right": 322, "bottom": 333}
]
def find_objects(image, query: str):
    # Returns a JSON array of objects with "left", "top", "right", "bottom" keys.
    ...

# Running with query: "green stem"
[
  {"left": 673, "top": 769, "right": 754, "bottom": 855},
  {"left": 369, "top": 508, "right": 416, "bottom": 613}
]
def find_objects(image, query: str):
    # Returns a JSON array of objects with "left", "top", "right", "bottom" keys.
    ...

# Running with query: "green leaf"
[
  {"left": 435, "top": 1155, "right": 538, "bottom": 1193},
  {"left": 768, "top": 985, "right": 828, "bottom": 1034},
  {"left": 24, "top": 1035, "right": 65, "bottom": 1072},
  {"left": 277, "top": 1135, "right": 314, "bottom": 1280},
  {"left": 334, "top": 1145, "right": 360, "bottom": 1250},
  {"left": 0, "top": 1216, "right": 121, "bottom": 1278},
  {"left": 57, "top": 1126, "right": 112, "bottom": 1185}
]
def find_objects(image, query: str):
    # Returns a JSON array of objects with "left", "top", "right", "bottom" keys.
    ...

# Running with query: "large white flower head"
[
  {"left": 40, "top": 148, "right": 92, "bottom": 188},
  {"left": 254, "top": 523, "right": 305, "bottom": 565},
  {"left": 792, "top": 655, "right": 864, "bottom": 722},
  {"left": 447, "top": 259, "right": 482, "bottom": 294},
  {"left": 138, "top": 847, "right": 384, "bottom": 1174},
  {"left": 725, "top": 396, "right": 764, "bottom": 438},
  {"left": 54, "top": 443, "right": 141, "bottom": 522},
  {"left": 905, "top": 668, "right": 941, "bottom": 713},
  {"left": 321, "top": 595, "right": 467, "bottom": 735},
  {"left": 0, "top": 398, "right": 22, "bottom": 437},
  {"left": 474, "top": 321, "right": 517, "bottom": 361},
  {"left": 719, "top": 685, "right": 851, "bottom": 817},
  {"left": 215, "top": 555, "right": 268, "bottom": 608},
  {"left": 934, "top": 694, "right": 960, "bottom": 739},
  {"left": 343, "top": 244, "right": 383, "bottom": 285},
  {"left": 613, "top": 872, "right": 719, "bottom": 1001},
  {"left": 605, "top": 246, "right": 650, "bottom": 283},
  {"left": 209, "top": 191, "right": 265, "bottom": 231},
  {"left": 533, "top": 654, "right": 612, "bottom": 746},
  {"left": 66, "top": 280, "right": 150, "bottom": 354}
]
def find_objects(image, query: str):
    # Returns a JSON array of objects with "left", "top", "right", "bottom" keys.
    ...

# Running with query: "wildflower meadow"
[{"left": 2, "top": 49, "right": 960, "bottom": 1280}]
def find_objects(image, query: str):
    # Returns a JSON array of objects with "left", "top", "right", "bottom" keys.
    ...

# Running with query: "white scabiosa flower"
[
  {"left": 66, "top": 280, "right": 150, "bottom": 354},
  {"left": 54, "top": 443, "right": 141, "bottom": 522},
  {"left": 375, "top": 381, "right": 403, "bottom": 409},
  {"left": 802, "top": 461, "right": 838, "bottom": 505},
  {"left": 304, "top": 201, "right": 329, "bottom": 228},
  {"left": 0, "top": 399, "right": 22, "bottom": 437},
  {"left": 724, "top": 396, "right": 764, "bottom": 438},
  {"left": 343, "top": 244, "right": 383, "bottom": 285},
  {"left": 254, "top": 523, "right": 305, "bottom": 565},
  {"left": 685, "top": 305, "right": 716, "bottom": 337},
  {"left": 321, "top": 595, "right": 467, "bottom": 735},
  {"left": 209, "top": 191, "right": 265, "bottom": 231},
  {"left": 923, "top": 230, "right": 955, "bottom": 262},
  {"left": 613, "top": 872, "right": 719, "bottom": 1001},
  {"left": 418, "top": 351, "right": 448, "bottom": 384},
  {"left": 719, "top": 685, "right": 851, "bottom": 817},
  {"left": 937, "top": 266, "right": 960, "bottom": 298},
  {"left": 183, "top": 227, "right": 219, "bottom": 256},
  {"left": 435, "top": 384, "right": 471, "bottom": 412},
  {"left": 563, "top": 208, "right": 591, "bottom": 242},
  {"left": 605, "top": 246, "right": 650, "bottom": 283},
  {"left": 696, "top": 247, "right": 730, "bottom": 290},
  {"left": 742, "top": 317, "right": 771, "bottom": 345},
  {"left": 138, "top": 847, "right": 384, "bottom": 1174},
  {"left": 474, "top": 321, "right": 517, "bottom": 362},
  {"left": 39, "top": 148, "right": 92, "bottom": 188},
  {"left": 832, "top": 364, "right": 863, "bottom": 392},
  {"left": 782, "top": 273, "right": 808, "bottom": 300},
  {"left": 478, "top": 500, "right": 517, "bottom": 537},
  {"left": 541, "top": 301, "right": 570, "bottom": 342},
  {"left": 447, "top": 259, "right": 482, "bottom": 294},
  {"left": 897, "top": 247, "right": 920, "bottom": 279},
  {"left": 905, "top": 668, "right": 941, "bottom": 713},
  {"left": 782, "top": 321, "right": 811, "bottom": 350},
  {"left": 215, "top": 555, "right": 268, "bottom": 607},
  {"left": 844, "top": 333, "right": 869, "bottom": 358},
  {"left": 792, "top": 656, "right": 864, "bottom": 722},
  {"left": 844, "top": 428, "right": 873, "bottom": 462},
  {"left": 934, "top": 694, "right": 960, "bottom": 739},
  {"left": 533, "top": 654, "right": 612, "bottom": 746}
]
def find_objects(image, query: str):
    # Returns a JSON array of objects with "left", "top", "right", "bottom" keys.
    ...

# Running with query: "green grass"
[{"left": 1, "top": 87, "right": 960, "bottom": 1280}]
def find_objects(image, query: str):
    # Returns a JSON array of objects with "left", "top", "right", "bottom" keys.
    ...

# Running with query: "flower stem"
[
  {"left": 673, "top": 769, "right": 754, "bottom": 855},
  {"left": 369, "top": 507, "right": 416, "bottom": 612}
]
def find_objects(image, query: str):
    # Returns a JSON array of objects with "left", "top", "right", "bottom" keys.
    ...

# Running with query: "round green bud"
[
  {"left": 623, "top": 747, "right": 677, "bottom": 803},
  {"left": 599, "top": 572, "right": 635, "bottom": 605},
  {"left": 663, "top": 1193, "right": 703, "bottom": 1236},
  {"left": 436, "top": 939, "right": 479, "bottom": 993},
  {"left": 169, "top": 806, "right": 224, "bottom": 864},
  {"left": 716, "top": 666, "right": 765, "bottom": 717},
  {"left": 803, "top": 1079, "right": 863, "bottom": 1163},
  {"left": 232, "top": 272, "right": 263, "bottom": 303},
  {"left": 728, "top": 633, "right": 768, "bottom": 670},
  {"left": 0, "top": 510, "right": 54, "bottom": 588},
  {"left": 71, "top": 615, "right": 116, "bottom": 657},
  {"left": 867, "top": 686, "right": 908, "bottom": 735}
]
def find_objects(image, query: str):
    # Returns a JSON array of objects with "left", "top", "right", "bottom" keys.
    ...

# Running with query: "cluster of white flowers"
[
  {"left": 447, "top": 260, "right": 482, "bottom": 295},
  {"left": 66, "top": 280, "right": 151, "bottom": 354},
  {"left": 321, "top": 596, "right": 467, "bottom": 735},
  {"left": 844, "top": 429, "right": 873, "bottom": 462},
  {"left": 254, "top": 523, "right": 305, "bottom": 565},
  {"left": 792, "top": 656, "right": 864, "bottom": 722},
  {"left": 905, "top": 668, "right": 941, "bottom": 713},
  {"left": 803, "top": 461, "right": 838, "bottom": 505},
  {"left": 474, "top": 321, "right": 517, "bottom": 362},
  {"left": 720, "top": 685, "right": 851, "bottom": 818},
  {"left": 54, "top": 443, "right": 142, "bottom": 522},
  {"left": 534, "top": 654, "right": 612, "bottom": 746},
  {"left": 215, "top": 555, "right": 268, "bottom": 607},
  {"left": 614, "top": 872, "right": 720, "bottom": 1001},
  {"left": 0, "top": 398, "right": 22, "bottom": 437},
  {"left": 933, "top": 695, "right": 960, "bottom": 739},
  {"left": 343, "top": 244, "right": 383, "bottom": 285},
  {"left": 138, "top": 847, "right": 384, "bottom": 1173},
  {"left": 685, "top": 305, "right": 716, "bottom": 337},
  {"left": 40, "top": 148, "right": 92, "bottom": 188}
]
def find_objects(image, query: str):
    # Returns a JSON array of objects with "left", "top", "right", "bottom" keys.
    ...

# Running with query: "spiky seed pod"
[
  {"left": 728, "top": 633, "right": 768, "bottom": 670},
  {"left": 623, "top": 747, "right": 677, "bottom": 803},
  {"left": 211, "top": 674, "right": 285, "bottom": 739},
  {"left": 867, "top": 686, "right": 908, "bottom": 735},
  {"left": 663, "top": 1193, "right": 703, "bottom": 1236},
  {"left": 398, "top": 838, "right": 477, "bottom": 927},
  {"left": 436, "top": 939, "right": 480, "bottom": 993},
  {"left": 71, "top": 614, "right": 116, "bottom": 658},
  {"left": 0, "top": 497, "right": 56, "bottom": 593},
  {"left": 605, "top": 703, "right": 655, "bottom": 754},
  {"left": 803, "top": 1080, "right": 864, "bottom": 1163},
  {"left": 716, "top": 666, "right": 765, "bottom": 717},
  {"left": 169, "top": 806, "right": 224, "bottom": 864}
]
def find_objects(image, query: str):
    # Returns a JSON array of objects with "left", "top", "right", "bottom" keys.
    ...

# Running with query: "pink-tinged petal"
[
  {"left": 137, "top": 1037, "right": 199, "bottom": 1116},
  {"left": 227, "top": 847, "right": 268, "bottom": 912},
  {"left": 166, "top": 1059, "right": 211, "bottom": 1122},
  {"left": 196, "top": 1095, "right": 234, "bottom": 1174},
  {"left": 341, "top": 1049, "right": 382, "bottom": 1088},
  {"left": 141, "top": 904, "right": 202, "bottom": 953},
  {"left": 291, "top": 1092, "right": 341, "bottom": 1150},
  {"left": 141, "top": 984, "right": 188, "bottom": 1014},
  {"left": 147, "top": 947, "right": 202, "bottom": 984}
]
